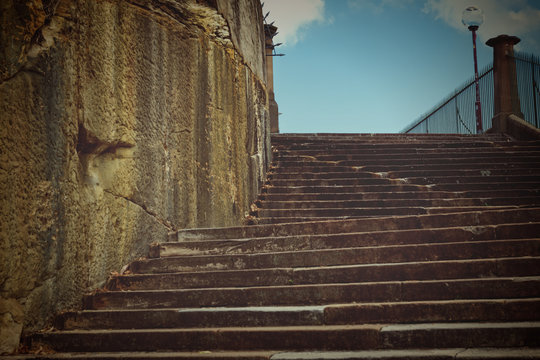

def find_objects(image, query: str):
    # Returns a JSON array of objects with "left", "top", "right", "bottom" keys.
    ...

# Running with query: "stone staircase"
[
  {"left": 254, "top": 133, "right": 540, "bottom": 224},
  {"left": 11, "top": 133, "right": 540, "bottom": 359}
]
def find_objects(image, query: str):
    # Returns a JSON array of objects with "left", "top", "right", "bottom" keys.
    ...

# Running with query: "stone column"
[
  {"left": 265, "top": 24, "right": 279, "bottom": 133},
  {"left": 486, "top": 35, "right": 524, "bottom": 132}
]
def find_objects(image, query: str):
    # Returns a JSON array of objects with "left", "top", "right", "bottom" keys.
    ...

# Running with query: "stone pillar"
[
  {"left": 486, "top": 35, "right": 524, "bottom": 132},
  {"left": 265, "top": 24, "right": 279, "bottom": 133}
]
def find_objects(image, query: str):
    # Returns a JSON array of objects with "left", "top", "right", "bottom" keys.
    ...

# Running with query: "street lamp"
[{"left": 462, "top": 6, "right": 484, "bottom": 134}]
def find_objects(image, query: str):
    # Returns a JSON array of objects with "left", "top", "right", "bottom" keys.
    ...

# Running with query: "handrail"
[
  {"left": 514, "top": 51, "right": 540, "bottom": 129},
  {"left": 512, "top": 51, "right": 540, "bottom": 66},
  {"left": 402, "top": 65, "right": 493, "bottom": 133}
]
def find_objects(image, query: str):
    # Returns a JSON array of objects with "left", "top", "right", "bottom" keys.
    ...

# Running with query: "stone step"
[
  {"left": 273, "top": 145, "right": 526, "bottom": 152},
  {"left": 272, "top": 135, "right": 513, "bottom": 143},
  {"left": 267, "top": 167, "right": 540, "bottom": 180},
  {"left": 273, "top": 151, "right": 540, "bottom": 163},
  {"left": 378, "top": 322, "right": 540, "bottom": 349},
  {"left": 271, "top": 136, "right": 516, "bottom": 143},
  {"left": 269, "top": 162, "right": 540, "bottom": 174},
  {"left": 274, "top": 155, "right": 540, "bottom": 167},
  {"left": 255, "top": 205, "right": 539, "bottom": 224},
  {"left": 247, "top": 217, "right": 367, "bottom": 224},
  {"left": 4, "top": 352, "right": 275, "bottom": 359},
  {"left": 321, "top": 298, "right": 540, "bottom": 325},
  {"left": 171, "top": 208, "right": 540, "bottom": 242},
  {"left": 26, "top": 322, "right": 540, "bottom": 352},
  {"left": 268, "top": 171, "right": 378, "bottom": 180},
  {"left": 259, "top": 189, "right": 540, "bottom": 202},
  {"left": 83, "top": 276, "right": 540, "bottom": 310},
  {"left": 264, "top": 182, "right": 540, "bottom": 194},
  {"left": 12, "top": 348, "right": 540, "bottom": 359},
  {"left": 258, "top": 196, "right": 540, "bottom": 209},
  {"left": 267, "top": 178, "right": 395, "bottom": 186},
  {"left": 105, "top": 257, "right": 540, "bottom": 291},
  {"left": 272, "top": 140, "right": 520, "bottom": 147},
  {"left": 54, "top": 298, "right": 540, "bottom": 330},
  {"left": 54, "top": 306, "right": 329, "bottom": 330},
  {"left": 271, "top": 133, "right": 511, "bottom": 143},
  {"left": 393, "top": 175, "right": 540, "bottom": 185},
  {"left": 268, "top": 178, "right": 397, "bottom": 186},
  {"left": 266, "top": 175, "right": 540, "bottom": 187},
  {"left": 252, "top": 216, "right": 381, "bottom": 224},
  {"left": 133, "top": 239, "right": 540, "bottom": 273},
  {"left": 270, "top": 348, "right": 540, "bottom": 360},
  {"left": 156, "top": 223, "right": 540, "bottom": 257},
  {"left": 273, "top": 144, "right": 540, "bottom": 155},
  {"left": 255, "top": 206, "right": 526, "bottom": 221}
]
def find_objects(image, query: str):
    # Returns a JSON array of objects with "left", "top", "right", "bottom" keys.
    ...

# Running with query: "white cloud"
[
  {"left": 263, "top": 0, "right": 327, "bottom": 46},
  {"left": 422, "top": 0, "right": 540, "bottom": 50}
]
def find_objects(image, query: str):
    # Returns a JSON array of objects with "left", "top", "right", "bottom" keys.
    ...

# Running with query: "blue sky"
[{"left": 263, "top": 0, "right": 540, "bottom": 133}]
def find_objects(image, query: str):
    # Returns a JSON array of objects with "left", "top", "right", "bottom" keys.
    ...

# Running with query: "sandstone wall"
[{"left": 0, "top": 0, "right": 270, "bottom": 353}]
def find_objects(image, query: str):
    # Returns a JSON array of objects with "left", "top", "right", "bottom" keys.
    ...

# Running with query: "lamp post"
[{"left": 462, "top": 6, "right": 484, "bottom": 134}]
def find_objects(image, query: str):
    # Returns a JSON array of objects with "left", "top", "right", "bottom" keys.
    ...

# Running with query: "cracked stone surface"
[{"left": 0, "top": 0, "right": 270, "bottom": 354}]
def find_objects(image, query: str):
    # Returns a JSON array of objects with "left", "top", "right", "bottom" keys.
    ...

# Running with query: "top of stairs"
[{"left": 249, "top": 133, "right": 540, "bottom": 225}]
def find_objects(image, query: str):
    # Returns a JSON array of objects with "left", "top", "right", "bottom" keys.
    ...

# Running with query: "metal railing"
[
  {"left": 514, "top": 52, "right": 540, "bottom": 128},
  {"left": 402, "top": 51, "right": 540, "bottom": 134},
  {"left": 402, "top": 65, "right": 494, "bottom": 134}
]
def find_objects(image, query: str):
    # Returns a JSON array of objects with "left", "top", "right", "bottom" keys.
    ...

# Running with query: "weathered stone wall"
[{"left": 0, "top": 0, "right": 270, "bottom": 354}]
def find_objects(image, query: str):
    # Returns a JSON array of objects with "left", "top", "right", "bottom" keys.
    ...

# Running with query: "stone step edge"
[
  {"left": 55, "top": 298, "right": 540, "bottom": 330},
  {"left": 4, "top": 351, "right": 275, "bottom": 359},
  {"left": 273, "top": 153, "right": 540, "bottom": 161},
  {"left": 31, "top": 321, "right": 540, "bottom": 334},
  {"left": 119, "top": 255, "right": 540, "bottom": 283},
  {"left": 273, "top": 154, "right": 540, "bottom": 161},
  {"left": 60, "top": 297, "right": 540, "bottom": 314},
  {"left": 268, "top": 176, "right": 540, "bottom": 184},
  {"left": 254, "top": 202, "right": 540, "bottom": 213},
  {"left": 272, "top": 159, "right": 540, "bottom": 167},
  {"left": 24, "top": 322, "right": 540, "bottom": 353},
  {"left": 137, "top": 238, "right": 540, "bottom": 273},
  {"left": 272, "top": 145, "right": 540, "bottom": 152},
  {"left": 14, "top": 348, "right": 540, "bottom": 359},
  {"left": 12, "top": 348, "right": 540, "bottom": 359},
  {"left": 254, "top": 205, "right": 523, "bottom": 214},
  {"left": 82, "top": 276, "right": 540, "bottom": 310},
  {"left": 268, "top": 173, "right": 540, "bottom": 182},
  {"left": 257, "top": 196, "right": 540, "bottom": 205},
  {"left": 270, "top": 135, "right": 511, "bottom": 142},
  {"left": 168, "top": 208, "right": 540, "bottom": 242},
  {"left": 105, "top": 256, "right": 540, "bottom": 291},
  {"left": 271, "top": 136, "right": 513, "bottom": 141},
  {"left": 161, "top": 223, "right": 540, "bottom": 258},
  {"left": 258, "top": 189, "right": 540, "bottom": 200},
  {"left": 85, "top": 275, "right": 540, "bottom": 301},
  {"left": 270, "top": 348, "right": 540, "bottom": 359},
  {"left": 157, "top": 223, "right": 540, "bottom": 259},
  {"left": 263, "top": 182, "right": 540, "bottom": 191},
  {"left": 252, "top": 208, "right": 529, "bottom": 223},
  {"left": 265, "top": 176, "right": 540, "bottom": 184}
]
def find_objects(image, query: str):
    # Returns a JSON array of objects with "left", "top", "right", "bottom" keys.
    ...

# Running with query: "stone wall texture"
[{"left": 0, "top": 0, "right": 270, "bottom": 354}]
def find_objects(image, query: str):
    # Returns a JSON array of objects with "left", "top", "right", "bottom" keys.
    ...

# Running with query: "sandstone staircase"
[{"left": 13, "top": 133, "right": 540, "bottom": 359}]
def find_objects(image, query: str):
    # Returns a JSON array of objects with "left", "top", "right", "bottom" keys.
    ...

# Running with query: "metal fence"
[
  {"left": 402, "top": 66, "right": 494, "bottom": 134},
  {"left": 515, "top": 52, "right": 540, "bottom": 128},
  {"left": 402, "top": 51, "right": 540, "bottom": 134}
]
